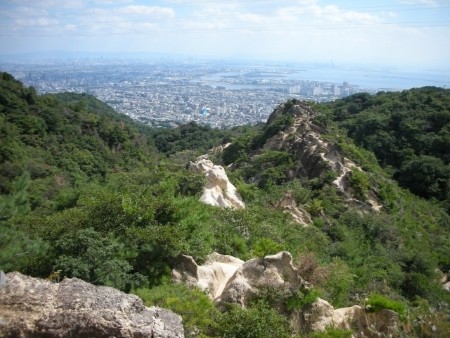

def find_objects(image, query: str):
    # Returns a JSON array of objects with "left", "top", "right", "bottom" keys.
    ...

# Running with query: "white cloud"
[
  {"left": 15, "top": 17, "right": 59, "bottom": 27},
  {"left": 64, "top": 24, "right": 77, "bottom": 31},
  {"left": 398, "top": 0, "right": 439, "bottom": 6},
  {"left": 121, "top": 5, "right": 175, "bottom": 18}
]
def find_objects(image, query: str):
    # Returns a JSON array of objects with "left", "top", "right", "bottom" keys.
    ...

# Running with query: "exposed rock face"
[
  {"left": 0, "top": 272, "right": 184, "bottom": 338},
  {"left": 189, "top": 157, "right": 245, "bottom": 209},
  {"left": 276, "top": 191, "right": 312, "bottom": 226},
  {"left": 439, "top": 270, "right": 450, "bottom": 292},
  {"left": 263, "top": 102, "right": 382, "bottom": 211},
  {"left": 300, "top": 298, "right": 400, "bottom": 337},
  {"left": 172, "top": 251, "right": 307, "bottom": 307},
  {"left": 172, "top": 252, "right": 244, "bottom": 300},
  {"left": 444, "top": 282, "right": 450, "bottom": 292},
  {"left": 173, "top": 252, "right": 401, "bottom": 336},
  {"left": 219, "top": 251, "right": 306, "bottom": 307}
]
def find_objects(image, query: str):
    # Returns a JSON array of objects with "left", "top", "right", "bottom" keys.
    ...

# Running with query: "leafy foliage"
[
  {"left": 213, "top": 301, "right": 291, "bottom": 338},
  {"left": 366, "top": 293, "right": 406, "bottom": 317},
  {"left": 318, "top": 87, "right": 450, "bottom": 208},
  {"left": 134, "top": 284, "right": 217, "bottom": 337}
]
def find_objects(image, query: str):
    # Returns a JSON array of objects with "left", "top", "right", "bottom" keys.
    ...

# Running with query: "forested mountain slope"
[
  {"left": 0, "top": 72, "right": 159, "bottom": 214},
  {"left": 315, "top": 88, "right": 450, "bottom": 211},
  {"left": 1, "top": 73, "right": 449, "bottom": 337}
]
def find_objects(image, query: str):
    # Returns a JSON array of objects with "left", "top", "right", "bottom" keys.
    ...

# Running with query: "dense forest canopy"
[{"left": 1, "top": 72, "right": 449, "bottom": 337}]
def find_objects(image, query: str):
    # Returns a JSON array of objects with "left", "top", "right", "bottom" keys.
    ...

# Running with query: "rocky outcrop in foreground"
[
  {"left": 173, "top": 252, "right": 400, "bottom": 336},
  {"left": 173, "top": 251, "right": 306, "bottom": 306},
  {"left": 0, "top": 272, "right": 184, "bottom": 338},
  {"left": 189, "top": 157, "right": 245, "bottom": 209}
]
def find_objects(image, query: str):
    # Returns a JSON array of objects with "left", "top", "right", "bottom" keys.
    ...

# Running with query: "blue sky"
[{"left": 1, "top": 0, "right": 450, "bottom": 69}]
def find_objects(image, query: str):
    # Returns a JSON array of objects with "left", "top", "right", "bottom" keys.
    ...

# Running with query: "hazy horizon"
[{"left": 1, "top": 0, "right": 450, "bottom": 72}]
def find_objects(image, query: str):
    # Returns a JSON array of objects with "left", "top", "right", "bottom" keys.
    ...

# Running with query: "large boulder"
[
  {"left": 218, "top": 251, "right": 306, "bottom": 307},
  {"left": 172, "top": 251, "right": 307, "bottom": 308},
  {"left": 189, "top": 157, "right": 245, "bottom": 209},
  {"left": 172, "top": 252, "right": 244, "bottom": 301},
  {"left": 0, "top": 272, "right": 184, "bottom": 338}
]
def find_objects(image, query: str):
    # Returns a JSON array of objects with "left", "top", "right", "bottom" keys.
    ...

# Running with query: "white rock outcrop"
[
  {"left": 173, "top": 251, "right": 401, "bottom": 336},
  {"left": 189, "top": 157, "right": 245, "bottom": 209},
  {"left": 300, "top": 298, "right": 400, "bottom": 336},
  {"left": 172, "top": 251, "right": 306, "bottom": 306},
  {"left": 172, "top": 252, "right": 244, "bottom": 301}
]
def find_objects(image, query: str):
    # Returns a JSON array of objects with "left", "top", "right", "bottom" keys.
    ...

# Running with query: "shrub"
[
  {"left": 252, "top": 237, "right": 283, "bottom": 261},
  {"left": 309, "top": 326, "right": 353, "bottom": 338},
  {"left": 366, "top": 293, "right": 406, "bottom": 317},
  {"left": 285, "top": 288, "right": 321, "bottom": 311},
  {"left": 213, "top": 301, "right": 291, "bottom": 338},
  {"left": 347, "top": 168, "right": 370, "bottom": 200},
  {"left": 134, "top": 283, "right": 217, "bottom": 337}
]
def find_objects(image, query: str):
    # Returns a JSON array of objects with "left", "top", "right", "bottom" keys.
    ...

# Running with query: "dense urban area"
[{"left": 3, "top": 59, "right": 378, "bottom": 127}]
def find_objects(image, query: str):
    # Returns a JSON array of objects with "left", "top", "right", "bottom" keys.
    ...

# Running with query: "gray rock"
[{"left": 0, "top": 272, "right": 184, "bottom": 338}]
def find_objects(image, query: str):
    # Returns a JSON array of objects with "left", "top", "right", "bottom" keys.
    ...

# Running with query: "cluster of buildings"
[{"left": 4, "top": 59, "right": 369, "bottom": 128}]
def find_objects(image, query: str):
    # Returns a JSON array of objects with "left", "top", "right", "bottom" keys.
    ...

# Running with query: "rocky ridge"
[
  {"left": 0, "top": 272, "right": 184, "bottom": 338},
  {"left": 262, "top": 102, "right": 382, "bottom": 211}
]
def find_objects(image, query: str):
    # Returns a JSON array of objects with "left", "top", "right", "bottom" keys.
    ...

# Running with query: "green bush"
[
  {"left": 309, "top": 326, "right": 353, "bottom": 338},
  {"left": 366, "top": 293, "right": 406, "bottom": 316},
  {"left": 213, "top": 301, "right": 291, "bottom": 338},
  {"left": 285, "top": 288, "right": 321, "bottom": 311},
  {"left": 252, "top": 237, "right": 283, "bottom": 261},
  {"left": 133, "top": 283, "right": 217, "bottom": 337},
  {"left": 347, "top": 168, "right": 370, "bottom": 200}
]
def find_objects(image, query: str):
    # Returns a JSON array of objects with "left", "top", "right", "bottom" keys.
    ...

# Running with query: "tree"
[
  {"left": 51, "top": 228, "right": 144, "bottom": 291},
  {"left": 252, "top": 238, "right": 283, "bottom": 269},
  {"left": 396, "top": 155, "right": 449, "bottom": 200}
]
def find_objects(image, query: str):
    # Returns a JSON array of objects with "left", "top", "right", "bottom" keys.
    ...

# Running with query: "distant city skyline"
[{"left": 1, "top": 0, "right": 450, "bottom": 72}]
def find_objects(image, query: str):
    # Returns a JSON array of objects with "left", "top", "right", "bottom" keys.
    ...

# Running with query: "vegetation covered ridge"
[{"left": 315, "top": 88, "right": 450, "bottom": 212}]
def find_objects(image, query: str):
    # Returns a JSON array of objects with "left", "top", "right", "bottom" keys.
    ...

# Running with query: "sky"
[{"left": 1, "top": 0, "right": 450, "bottom": 70}]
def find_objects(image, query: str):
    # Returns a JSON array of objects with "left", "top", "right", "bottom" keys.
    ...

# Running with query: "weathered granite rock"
[
  {"left": 173, "top": 251, "right": 306, "bottom": 307},
  {"left": 0, "top": 272, "right": 184, "bottom": 338},
  {"left": 299, "top": 298, "right": 400, "bottom": 337},
  {"left": 172, "top": 252, "right": 401, "bottom": 336},
  {"left": 189, "top": 157, "right": 245, "bottom": 209},
  {"left": 172, "top": 252, "right": 244, "bottom": 300},
  {"left": 276, "top": 191, "right": 312, "bottom": 226},
  {"left": 219, "top": 251, "right": 307, "bottom": 307}
]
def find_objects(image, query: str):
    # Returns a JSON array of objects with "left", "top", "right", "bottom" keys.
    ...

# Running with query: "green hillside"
[
  {"left": 1, "top": 73, "right": 449, "bottom": 337},
  {"left": 315, "top": 88, "right": 450, "bottom": 211}
]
